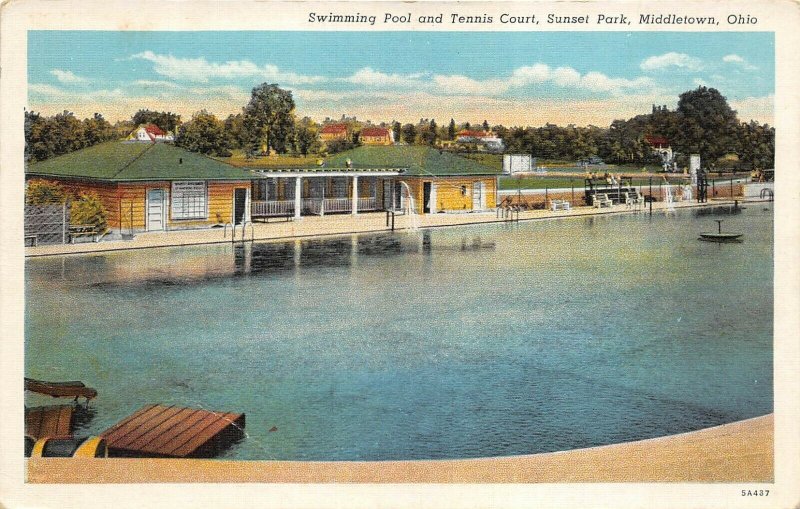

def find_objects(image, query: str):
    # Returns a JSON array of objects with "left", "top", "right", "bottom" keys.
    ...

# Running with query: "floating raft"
[
  {"left": 100, "top": 404, "right": 245, "bottom": 458},
  {"left": 25, "top": 378, "right": 98, "bottom": 401},
  {"left": 26, "top": 405, "right": 74, "bottom": 439}
]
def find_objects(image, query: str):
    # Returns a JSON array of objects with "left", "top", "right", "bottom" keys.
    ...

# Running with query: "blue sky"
[{"left": 28, "top": 31, "right": 775, "bottom": 126}]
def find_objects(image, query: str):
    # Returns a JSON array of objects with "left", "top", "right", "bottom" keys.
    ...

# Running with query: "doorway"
[
  {"left": 146, "top": 188, "right": 165, "bottom": 231},
  {"left": 423, "top": 182, "right": 432, "bottom": 213},
  {"left": 233, "top": 188, "right": 247, "bottom": 225}
]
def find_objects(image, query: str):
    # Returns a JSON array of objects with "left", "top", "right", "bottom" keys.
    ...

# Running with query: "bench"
[
  {"left": 252, "top": 213, "right": 293, "bottom": 223},
  {"left": 625, "top": 192, "right": 645, "bottom": 208},
  {"left": 68, "top": 224, "right": 99, "bottom": 243},
  {"left": 550, "top": 199, "right": 571, "bottom": 211},
  {"left": 593, "top": 194, "right": 613, "bottom": 208}
]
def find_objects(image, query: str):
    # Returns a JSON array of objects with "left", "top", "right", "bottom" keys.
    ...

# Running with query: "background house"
[
  {"left": 128, "top": 124, "right": 175, "bottom": 142},
  {"left": 320, "top": 124, "right": 348, "bottom": 143},
  {"left": 455, "top": 130, "right": 505, "bottom": 152},
  {"left": 360, "top": 127, "right": 394, "bottom": 145}
]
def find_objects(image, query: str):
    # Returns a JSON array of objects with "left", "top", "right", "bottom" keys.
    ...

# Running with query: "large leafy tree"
[
  {"left": 674, "top": 86, "right": 740, "bottom": 164},
  {"left": 175, "top": 110, "right": 232, "bottom": 156},
  {"left": 242, "top": 83, "right": 296, "bottom": 155}
]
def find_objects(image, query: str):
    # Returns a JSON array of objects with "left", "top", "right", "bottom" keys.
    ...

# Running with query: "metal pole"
[
  {"left": 571, "top": 181, "right": 575, "bottom": 204},
  {"left": 730, "top": 178, "right": 733, "bottom": 198},
  {"left": 712, "top": 178, "right": 716, "bottom": 197},
  {"left": 649, "top": 177, "right": 653, "bottom": 215},
  {"left": 545, "top": 187, "right": 548, "bottom": 209}
]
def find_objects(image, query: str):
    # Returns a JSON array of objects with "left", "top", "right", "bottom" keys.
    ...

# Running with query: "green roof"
[
  {"left": 325, "top": 145, "right": 502, "bottom": 177},
  {"left": 26, "top": 142, "right": 254, "bottom": 182}
]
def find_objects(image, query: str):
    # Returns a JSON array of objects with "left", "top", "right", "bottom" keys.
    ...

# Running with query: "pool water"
[{"left": 25, "top": 205, "right": 773, "bottom": 460}]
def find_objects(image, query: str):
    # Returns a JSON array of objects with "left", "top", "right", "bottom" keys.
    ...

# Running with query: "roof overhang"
[{"left": 251, "top": 168, "right": 405, "bottom": 178}]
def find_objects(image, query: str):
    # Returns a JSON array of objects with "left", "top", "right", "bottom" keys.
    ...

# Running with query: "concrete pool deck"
[
  {"left": 27, "top": 413, "right": 773, "bottom": 483},
  {"left": 25, "top": 198, "right": 751, "bottom": 258}
]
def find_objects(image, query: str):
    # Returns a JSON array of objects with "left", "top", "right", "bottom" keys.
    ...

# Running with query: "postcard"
[{"left": 1, "top": 0, "right": 798, "bottom": 507}]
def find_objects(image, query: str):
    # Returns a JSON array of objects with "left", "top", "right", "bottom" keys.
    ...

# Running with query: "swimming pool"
[{"left": 25, "top": 205, "right": 773, "bottom": 460}]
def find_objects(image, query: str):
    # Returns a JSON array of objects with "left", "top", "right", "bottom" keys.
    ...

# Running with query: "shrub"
[
  {"left": 26, "top": 179, "right": 66, "bottom": 205},
  {"left": 70, "top": 192, "right": 108, "bottom": 234}
]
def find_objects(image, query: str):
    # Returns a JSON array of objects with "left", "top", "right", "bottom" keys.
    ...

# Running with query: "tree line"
[{"left": 25, "top": 85, "right": 774, "bottom": 170}]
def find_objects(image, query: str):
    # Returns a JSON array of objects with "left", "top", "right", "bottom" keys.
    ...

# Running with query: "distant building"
[
  {"left": 644, "top": 135, "right": 673, "bottom": 163},
  {"left": 320, "top": 124, "right": 348, "bottom": 143},
  {"left": 360, "top": 127, "right": 394, "bottom": 145},
  {"left": 128, "top": 124, "right": 174, "bottom": 142},
  {"left": 455, "top": 130, "right": 504, "bottom": 152}
]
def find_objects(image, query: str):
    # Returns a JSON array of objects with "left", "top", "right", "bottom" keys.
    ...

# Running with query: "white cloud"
[
  {"left": 129, "top": 51, "right": 325, "bottom": 85},
  {"left": 722, "top": 54, "right": 757, "bottom": 70},
  {"left": 50, "top": 69, "right": 88, "bottom": 84},
  {"left": 342, "top": 67, "right": 426, "bottom": 88},
  {"left": 640, "top": 52, "right": 703, "bottom": 71}
]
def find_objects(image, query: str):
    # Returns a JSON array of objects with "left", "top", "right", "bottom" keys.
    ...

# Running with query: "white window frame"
[{"left": 171, "top": 180, "right": 208, "bottom": 220}]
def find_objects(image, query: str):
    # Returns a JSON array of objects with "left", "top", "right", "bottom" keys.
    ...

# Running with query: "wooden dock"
[
  {"left": 26, "top": 405, "right": 74, "bottom": 439},
  {"left": 100, "top": 404, "right": 245, "bottom": 458}
]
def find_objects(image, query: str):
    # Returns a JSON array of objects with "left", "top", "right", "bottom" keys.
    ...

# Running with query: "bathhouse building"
[
  {"left": 27, "top": 142, "right": 501, "bottom": 235},
  {"left": 325, "top": 146, "right": 499, "bottom": 214},
  {"left": 26, "top": 141, "right": 253, "bottom": 232}
]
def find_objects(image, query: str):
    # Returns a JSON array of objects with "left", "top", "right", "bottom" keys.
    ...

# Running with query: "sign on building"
[
  {"left": 690, "top": 154, "right": 701, "bottom": 185},
  {"left": 503, "top": 154, "right": 533, "bottom": 174}
]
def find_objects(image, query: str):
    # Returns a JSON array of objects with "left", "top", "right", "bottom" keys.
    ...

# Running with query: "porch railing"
[
  {"left": 324, "top": 198, "right": 352, "bottom": 213},
  {"left": 254, "top": 196, "right": 380, "bottom": 217},
  {"left": 357, "top": 197, "right": 378, "bottom": 211},
  {"left": 252, "top": 200, "right": 294, "bottom": 217}
]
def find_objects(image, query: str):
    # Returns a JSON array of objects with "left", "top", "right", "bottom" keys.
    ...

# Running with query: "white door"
[
  {"left": 472, "top": 182, "right": 484, "bottom": 210},
  {"left": 147, "top": 189, "right": 165, "bottom": 231}
]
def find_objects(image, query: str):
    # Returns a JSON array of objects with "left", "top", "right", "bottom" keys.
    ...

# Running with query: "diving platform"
[{"left": 100, "top": 404, "right": 245, "bottom": 458}]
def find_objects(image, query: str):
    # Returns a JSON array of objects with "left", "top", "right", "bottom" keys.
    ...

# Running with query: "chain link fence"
[{"left": 25, "top": 203, "right": 69, "bottom": 246}]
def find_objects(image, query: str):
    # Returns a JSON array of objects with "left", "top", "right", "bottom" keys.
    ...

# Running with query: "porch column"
[
  {"left": 294, "top": 176, "right": 302, "bottom": 220},
  {"left": 351, "top": 175, "right": 359, "bottom": 215}
]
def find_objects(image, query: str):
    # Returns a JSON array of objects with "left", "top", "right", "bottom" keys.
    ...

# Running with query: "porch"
[{"left": 250, "top": 172, "right": 402, "bottom": 220}]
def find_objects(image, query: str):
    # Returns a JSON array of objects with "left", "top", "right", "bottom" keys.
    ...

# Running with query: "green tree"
[
  {"left": 448, "top": 118, "right": 456, "bottom": 140},
  {"left": 392, "top": 121, "right": 401, "bottom": 143},
  {"left": 242, "top": 83, "right": 296, "bottom": 155},
  {"left": 482, "top": 119, "right": 490, "bottom": 132},
  {"left": 70, "top": 191, "right": 108, "bottom": 233},
  {"left": 132, "top": 109, "right": 181, "bottom": 133},
  {"left": 401, "top": 123, "right": 417, "bottom": 144},
  {"left": 175, "top": 110, "right": 231, "bottom": 156},
  {"left": 25, "top": 179, "right": 66, "bottom": 204},
  {"left": 294, "top": 117, "right": 322, "bottom": 156},
  {"left": 83, "top": 113, "right": 116, "bottom": 146},
  {"left": 674, "top": 86, "right": 740, "bottom": 163}
]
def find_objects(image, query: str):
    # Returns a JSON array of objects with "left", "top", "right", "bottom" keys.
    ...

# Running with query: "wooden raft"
[
  {"left": 100, "top": 404, "right": 245, "bottom": 458},
  {"left": 26, "top": 405, "right": 74, "bottom": 439}
]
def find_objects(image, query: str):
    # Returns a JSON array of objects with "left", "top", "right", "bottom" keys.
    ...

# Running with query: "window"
[
  {"left": 171, "top": 181, "right": 207, "bottom": 220},
  {"left": 461, "top": 185, "right": 468, "bottom": 196}
]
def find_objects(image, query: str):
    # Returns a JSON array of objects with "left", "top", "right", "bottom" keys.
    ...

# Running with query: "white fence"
[
  {"left": 254, "top": 197, "right": 380, "bottom": 217},
  {"left": 252, "top": 200, "right": 295, "bottom": 217}
]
